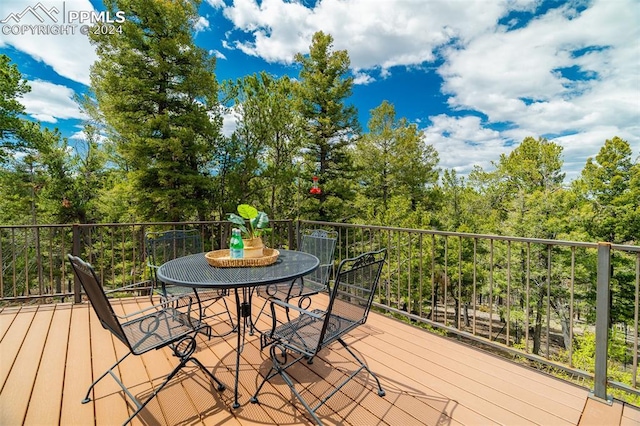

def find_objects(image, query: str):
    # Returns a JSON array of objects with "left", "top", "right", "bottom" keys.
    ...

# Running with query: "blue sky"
[{"left": 1, "top": 0, "right": 638, "bottom": 181}]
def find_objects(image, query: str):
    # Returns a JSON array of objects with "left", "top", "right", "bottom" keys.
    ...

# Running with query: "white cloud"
[
  {"left": 222, "top": 0, "right": 311, "bottom": 63},
  {"left": 69, "top": 130, "right": 87, "bottom": 140},
  {"left": 21, "top": 80, "right": 86, "bottom": 123},
  {"left": 435, "top": 0, "right": 640, "bottom": 178},
  {"left": 423, "top": 115, "right": 507, "bottom": 175},
  {"left": 221, "top": 108, "right": 238, "bottom": 137},
  {"left": 216, "top": 0, "right": 638, "bottom": 179},
  {"left": 353, "top": 71, "right": 374, "bottom": 85},
  {"left": 0, "top": 0, "right": 98, "bottom": 85},
  {"left": 69, "top": 128, "right": 108, "bottom": 144},
  {"left": 194, "top": 16, "right": 209, "bottom": 33},
  {"left": 210, "top": 49, "right": 227, "bottom": 60},
  {"left": 218, "top": 0, "right": 535, "bottom": 71},
  {"left": 205, "top": 0, "right": 226, "bottom": 9}
]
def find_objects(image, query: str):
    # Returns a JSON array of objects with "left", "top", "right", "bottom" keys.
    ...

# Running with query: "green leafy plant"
[{"left": 227, "top": 204, "right": 271, "bottom": 239}]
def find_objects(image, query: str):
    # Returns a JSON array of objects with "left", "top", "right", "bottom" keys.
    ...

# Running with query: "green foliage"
[
  {"left": 355, "top": 101, "right": 439, "bottom": 225},
  {"left": 294, "top": 31, "right": 360, "bottom": 221},
  {"left": 90, "top": 0, "right": 221, "bottom": 222},
  {"left": 220, "top": 72, "right": 302, "bottom": 219},
  {"left": 0, "top": 54, "right": 30, "bottom": 163},
  {"left": 575, "top": 136, "right": 638, "bottom": 244},
  {"left": 227, "top": 204, "right": 271, "bottom": 239}
]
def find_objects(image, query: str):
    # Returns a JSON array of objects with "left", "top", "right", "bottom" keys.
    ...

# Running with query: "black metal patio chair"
[
  {"left": 250, "top": 248, "right": 387, "bottom": 426},
  {"left": 145, "top": 229, "right": 235, "bottom": 337},
  {"left": 67, "top": 254, "right": 225, "bottom": 426},
  {"left": 253, "top": 229, "right": 337, "bottom": 334}
]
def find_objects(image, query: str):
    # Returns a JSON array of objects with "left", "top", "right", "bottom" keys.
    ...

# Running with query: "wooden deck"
[{"left": 1, "top": 296, "right": 639, "bottom": 426}]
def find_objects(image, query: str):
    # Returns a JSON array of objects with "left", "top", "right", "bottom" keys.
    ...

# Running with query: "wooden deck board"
[
  {"left": 24, "top": 304, "right": 71, "bottom": 425},
  {"left": 0, "top": 307, "right": 36, "bottom": 392},
  {"left": 578, "top": 398, "right": 623, "bottom": 426},
  {"left": 1, "top": 305, "right": 53, "bottom": 425},
  {"left": 60, "top": 302, "right": 94, "bottom": 426},
  {"left": 89, "top": 301, "right": 130, "bottom": 424},
  {"left": 360, "top": 314, "right": 583, "bottom": 424},
  {"left": 1, "top": 296, "right": 638, "bottom": 426},
  {"left": 622, "top": 404, "right": 640, "bottom": 425}
]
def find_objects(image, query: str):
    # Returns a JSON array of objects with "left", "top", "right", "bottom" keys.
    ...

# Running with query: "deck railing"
[{"left": 1, "top": 219, "right": 638, "bottom": 404}]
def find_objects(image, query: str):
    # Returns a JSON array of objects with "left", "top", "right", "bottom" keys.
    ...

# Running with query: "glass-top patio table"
[{"left": 157, "top": 249, "right": 319, "bottom": 408}]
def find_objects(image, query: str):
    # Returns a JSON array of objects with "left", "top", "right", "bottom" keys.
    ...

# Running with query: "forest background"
[
  {"left": 1, "top": 0, "right": 637, "bottom": 246},
  {"left": 0, "top": 0, "right": 639, "bottom": 394},
  {"left": 0, "top": 0, "right": 637, "bottom": 243}
]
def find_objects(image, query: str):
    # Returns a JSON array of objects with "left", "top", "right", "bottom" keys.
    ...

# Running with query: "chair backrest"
[
  {"left": 145, "top": 229, "right": 202, "bottom": 269},
  {"left": 299, "top": 229, "right": 338, "bottom": 286},
  {"left": 319, "top": 248, "right": 386, "bottom": 349},
  {"left": 67, "top": 254, "right": 131, "bottom": 349}
]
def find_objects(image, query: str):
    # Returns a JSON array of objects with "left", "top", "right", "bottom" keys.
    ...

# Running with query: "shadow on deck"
[{"left": 1, "top": 296, "right": 639, "bottom": 425}]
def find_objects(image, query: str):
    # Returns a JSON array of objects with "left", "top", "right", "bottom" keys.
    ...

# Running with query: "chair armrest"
[
  {"left": 114, "top": 294, "right": 194, "bottom": 320},
  {"left": 269, "top": 298, "right": 324, "bottom": 319}
]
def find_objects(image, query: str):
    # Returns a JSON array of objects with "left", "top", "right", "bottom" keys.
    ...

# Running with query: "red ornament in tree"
[{"left": 310, "top": 176, "right": 322, "bottom": 195}]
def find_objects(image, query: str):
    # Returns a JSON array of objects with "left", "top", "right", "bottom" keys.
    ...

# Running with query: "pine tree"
[
  {"left": 220, "top": 72, "right": 302, "bottom": 219},
  {"left": 576, "top": 136, "right": 637, "bottom": 244},
  {"left": 90, "top": 0, "right": 221, "bottom": 221},
  {"left": 0, "top": 54, "right": 30, "bottom": 163},
  {"left": 293, "top": 31, "right": 359, "bottom": 221},
  {"left": 355, "top": 100, "right": 439, "bottom": 226}
]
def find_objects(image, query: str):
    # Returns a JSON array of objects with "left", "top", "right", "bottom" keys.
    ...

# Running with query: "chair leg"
[
  {"left": 251, "top": 345, "right": 324, "bottom": 425},
  {"left": 82, "top": 352, "right": 132, "bottom": 403},
  {"left": 275, "top": 363, "right": 324, "bottom": 425},
  {"left": 122, "top": 354, "right": 191, "bottom": 425},
  {"left": 88, "top": 336, "right": 225, "bottom": 426},
  {"left": 338, "top": 338, "right": 385, "bottom": 397},
  {"left": 187, "top": 356, "right": 225, "bottom": 391},
  {"left": 204, "top": 296, "right": 237, "bottom": 338},
  {"left": 122, "top": 355, "right": 225, "bottom": 425},
  {"left": 253, "top": 341, "right": 384, "bottom": 426}
]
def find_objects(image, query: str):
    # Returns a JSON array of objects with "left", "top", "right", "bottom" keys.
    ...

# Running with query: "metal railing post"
[
  {"left": 72, "top": 224, "right": 82, "bottom": 303},
  {"left": 591, "top": 242, "right": 612, "bottom": 403},
  {"left": 292, "top": 220, "right": 299, "bottom": 249}
]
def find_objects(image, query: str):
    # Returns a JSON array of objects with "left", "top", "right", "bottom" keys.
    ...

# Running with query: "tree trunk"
[
  {"left": 464, "top": 302, "right": 470, "bottom": 327},
  {"left": 532, "top": 285, "right": 545, "bottom": 355}
]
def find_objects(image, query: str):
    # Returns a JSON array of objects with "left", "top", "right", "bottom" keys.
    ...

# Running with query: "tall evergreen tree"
[
  {"left": 574, "top": 136, "right": 639, "bottom": 326},
  {"left": 0, "top": 54, "right": 30, "bottom": 163},
  {"left": 90, "top": 0, "right": 221, "bottom": 221},
  {"left": 575, "top": 136, "right": 638, "bottom": 244},
  {"left": 475, "top": 137, "right": 571, "bottom": 354},
  {"left": 220, "top": 72, "right": 302, "bottom": 219},
  {"left": 293, "top": 31, "right": 359, "bottom": 221},
  {"left": 355, "top": 101, "right": 439, "bottom": 226}
]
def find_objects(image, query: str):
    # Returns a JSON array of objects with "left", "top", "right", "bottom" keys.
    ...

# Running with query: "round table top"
[{"left": 157, "top": 249, "right": 320, "bottom": 289}]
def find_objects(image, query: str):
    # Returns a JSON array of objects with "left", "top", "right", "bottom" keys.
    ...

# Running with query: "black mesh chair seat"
[
  {"left": 251, "top": 249, "right": 387, "bottom": 426},
  {"left": 145, "top": 229, "right": 235, "bottom": 337},
  {"left": 269, "top": 309, "right": 362, "bottom": 356},
  {"left": 68, "top": 254, "right": 225, "bottom": 425},
  {"left": 122, "top": 308, "right": 196, "bottom": 354},
  {"left": 254, "top": 229, "right": 337, "bottom": 332}
]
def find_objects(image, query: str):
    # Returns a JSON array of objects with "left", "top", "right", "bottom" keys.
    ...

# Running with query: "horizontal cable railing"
[{"left": 1, "top": 219, "right": 638, "bottom": 404}]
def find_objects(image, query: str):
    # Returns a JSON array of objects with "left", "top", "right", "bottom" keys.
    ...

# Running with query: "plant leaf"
[
  {"left": 252, "top": 211, "right": 270, "bottom": 229},
  {"left": 227, "top": 213, "right": 249, "bottom": 235},
  {"left": 238, "top": 204, "right": 258, "bottom": 219}
]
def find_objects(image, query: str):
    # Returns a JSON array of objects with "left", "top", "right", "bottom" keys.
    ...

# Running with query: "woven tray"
[{"left": 205, "top": 248, "right": 280, "bottom": 268}]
